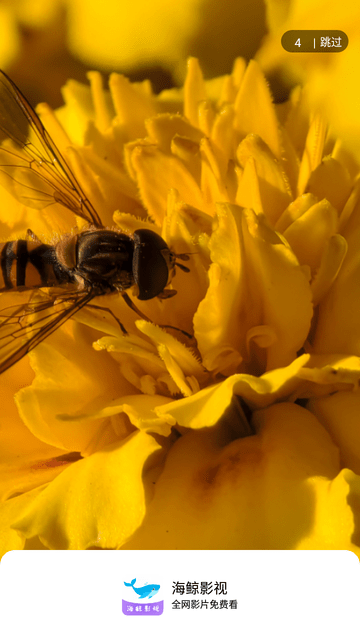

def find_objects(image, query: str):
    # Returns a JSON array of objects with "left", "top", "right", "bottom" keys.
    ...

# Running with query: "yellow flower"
[
  {"left": 62, "top": 0, "right": 266, "bottom": 81},
  {"left": 0, "top": 0, "right": 266, "bottom": 90},
  {"left": 0, "top": 58, "right": 360, "bottom": 555}
]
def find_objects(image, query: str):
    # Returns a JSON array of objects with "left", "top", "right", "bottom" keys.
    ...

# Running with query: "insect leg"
[
  {"left": 26, "top": 229, "right": 41, "bottom": 242},
  {"left": 85, "top": 303, "right": 128, "bottom": 334},
  {"left": 158, "top": 324, "right": 193, "bottom": 339},
  {"left": 122, "top": 292, "right": 193, "bottom": 340}
]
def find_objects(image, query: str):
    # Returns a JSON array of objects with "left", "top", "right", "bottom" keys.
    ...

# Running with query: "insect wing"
[
  {"left": 0, "top": 289, "right": 95, "bottom": 374},
  {"left": 0, "top": 70, "right": 102, "bottom": 227}
]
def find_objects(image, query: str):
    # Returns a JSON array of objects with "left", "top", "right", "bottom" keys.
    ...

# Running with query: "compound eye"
[{"left": 132, "top": 229, "right": 171, "bottom": 300}]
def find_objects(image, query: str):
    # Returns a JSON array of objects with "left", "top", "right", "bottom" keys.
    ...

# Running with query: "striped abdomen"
[{"left": 0, "top": 240, "right": 73, "bottom": 290}]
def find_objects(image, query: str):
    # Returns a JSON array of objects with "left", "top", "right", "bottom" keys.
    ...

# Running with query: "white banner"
[{"left": 0, "top": 550, "right": 359, "bottom": 639}]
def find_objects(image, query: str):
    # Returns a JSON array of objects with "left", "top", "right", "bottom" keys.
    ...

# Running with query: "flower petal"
[
  {"left": 296, "top": 470, "right": 360, "bottom": 556},
  {"left": 15, "top": 322, "right": 135, "bottom": 455},
  {"left": 308, "top": 392, "right": 360, "bottom": 474},
  {"left": 122, "top": 403, "right": 356, "bottom": 550},
  {"left": 156, "top": 355, "right": 310, "bottom": 429},
  {"left": 12, "top": 431, "right": 162, "bottom": 550},
  {"left": 283, "top": 199, "right": 338, "bottom": 272},
  {"left": 312, "top": 196, "right": 360, "bottom": 353},
  {"left": 194, "top": 203, "right": 313, "bottom": 374},
  {"left": 234, "top": 60, "right": 282, "bottom": 159},
  {"left": 0, "top": 488, "right": 45, "bottom": 558},
  {"left": 109, "top": 73, "right": 156, "bottom": 139},
  {"left": 306, "top": 157, "right": 352, "bottom": 213},
  {"left": 236, "top": 134, "right": 292, "bottom": 224},
  {"left": 146, "top": 113, "right": 202, "bottom": 153},
  {"left": 58, "top": 394, "right": 176, "bottom": 437},
  {"left": 130, "top": 142, "right": 210, "bottom": 224},
  {"left": 0, "top": 452, "right": 80, "bottom": 501},
  {"left": 0, "top": 357, "right": 61, "bottom": 463}
]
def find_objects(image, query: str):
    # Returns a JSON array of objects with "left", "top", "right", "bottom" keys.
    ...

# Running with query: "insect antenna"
[
  {"left": 174, "top": 250, "right": 199, "bottom": 273},
  {"left": 174, "top": 262, "right": 190, "bottom": 272},
  {"left": 175, "top": 252, "right": 191, "bottom": 261}
]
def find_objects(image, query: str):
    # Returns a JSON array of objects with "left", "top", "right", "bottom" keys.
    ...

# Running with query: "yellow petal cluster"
[{"left": 0, "top": 57, "right": 360, "bottom": 555}]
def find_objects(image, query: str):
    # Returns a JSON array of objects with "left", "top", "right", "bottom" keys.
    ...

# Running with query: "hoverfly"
[{"left": 0, "top": 70, "right": 190, "bottom": 374}]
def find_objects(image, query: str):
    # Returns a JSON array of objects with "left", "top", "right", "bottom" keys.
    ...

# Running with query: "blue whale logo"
[{"left": 124, "top": 579, "right": 160, "bottom": 599}]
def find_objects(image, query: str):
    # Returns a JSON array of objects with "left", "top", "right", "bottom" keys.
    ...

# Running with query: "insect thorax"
[{"left": 55, "top": 230, "right": 135, "bottom": 293}]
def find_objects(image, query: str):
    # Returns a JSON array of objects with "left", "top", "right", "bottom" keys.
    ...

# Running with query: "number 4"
[{"left": 295, "top": 38, "right": 301, "bottom": 47}]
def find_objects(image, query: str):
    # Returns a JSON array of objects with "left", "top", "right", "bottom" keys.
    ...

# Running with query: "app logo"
[{"left": 122, "top": 578, "right": 164, "bottom": 616}]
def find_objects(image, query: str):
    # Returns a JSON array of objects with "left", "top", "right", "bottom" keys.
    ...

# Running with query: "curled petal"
[
  {"left": 312, "top": 197, "right": 360, "bottom": 354},
  {"left": 194, "top": 204, "right": 313, "bottom": 374},
  {"left": 15, "top": 323, "right": 135, "bottom": 455}
]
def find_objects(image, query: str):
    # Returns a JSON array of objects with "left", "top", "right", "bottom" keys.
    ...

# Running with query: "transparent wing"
[
  {"left": 0, "top": 70, "right": 102, "bottom": 227},
  {"left": 0, "top": 288, "right": 95, "bottom": 373}
]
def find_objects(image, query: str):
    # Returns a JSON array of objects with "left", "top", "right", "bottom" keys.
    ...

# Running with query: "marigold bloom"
[{"left": 0, "top": 58, "right": 359, "bottom": 555}]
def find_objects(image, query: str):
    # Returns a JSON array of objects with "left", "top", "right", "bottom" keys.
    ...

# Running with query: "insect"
[{"left": 0, "top": 70, "right": 190, "bottom": 374}]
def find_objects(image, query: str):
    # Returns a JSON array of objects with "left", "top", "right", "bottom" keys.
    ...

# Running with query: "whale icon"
[{"left": 124, "top": 579, "right": 160, "bottom": 599}]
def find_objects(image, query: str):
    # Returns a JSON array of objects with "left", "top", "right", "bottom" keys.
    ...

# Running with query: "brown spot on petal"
[{"left": 31, "top": 451, "right": 82, "bottom": 471}]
